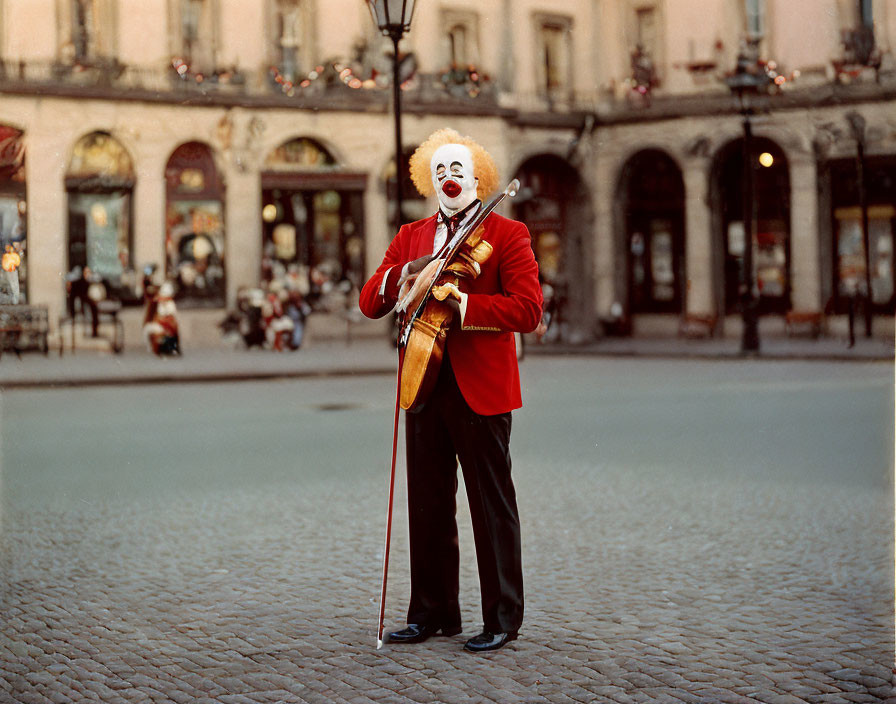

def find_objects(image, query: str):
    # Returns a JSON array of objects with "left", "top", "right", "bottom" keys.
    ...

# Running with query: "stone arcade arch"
[
  {"left": 614, "top": 149, "right": 686, "bottom": 317},
  {"left": 164, "top": 141, "right": 226, "bottom": 307},
  {"left": 710, "top": 135, "right": 791, "bottom": 315},
  {"left": 65, "top": 131, "right": 137, "bottom": 302},
  {"left": 512, "top": 153, "right": 592, "bottom": 343},
  {"left": 260, "top": 137, "right": 367, "bottom": 304},
  {"left": 0, "top": 124, "right": 26, "bottom": 303}
]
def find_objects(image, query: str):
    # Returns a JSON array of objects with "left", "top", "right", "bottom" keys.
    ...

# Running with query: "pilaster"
[
  {"left": 789, "top": 156, "right": 822, "bottom": 311},
  {"left": 683, "top": 157, "right": 715, "bottom": 315}
]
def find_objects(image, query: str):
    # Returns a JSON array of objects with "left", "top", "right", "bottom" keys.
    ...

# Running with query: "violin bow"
[
  {"left": 397, "top": 178, "right": 520, "bottom": 348},
  {"left": 376, "top": 358, "right": 402, "bottom": 649}
]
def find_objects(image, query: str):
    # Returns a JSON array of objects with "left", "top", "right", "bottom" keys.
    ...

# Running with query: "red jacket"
[{"left": 360, "top": 211, "right": 542, "bottom": 415}]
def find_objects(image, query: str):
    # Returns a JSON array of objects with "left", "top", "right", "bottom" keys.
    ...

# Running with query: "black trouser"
[{"left": 404, "top": 354, "right": 524, "bottom": 634}]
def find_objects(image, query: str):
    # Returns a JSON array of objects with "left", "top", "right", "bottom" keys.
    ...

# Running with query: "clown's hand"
[
  {"left": 403, "top": 255, "right": 435, "bottom": 280},
  {"left": 432, "top": 282, "right": 466, "bottom": 324},
  {"left": 431, "top": 281, "right": 463, "bottom": 303}
]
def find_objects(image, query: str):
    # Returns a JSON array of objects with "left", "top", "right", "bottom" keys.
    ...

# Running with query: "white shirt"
[{"left": 381, "top": 202, "right": 482, "bottom": 323}]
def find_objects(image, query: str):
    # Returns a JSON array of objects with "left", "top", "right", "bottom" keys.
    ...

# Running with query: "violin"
[{"left": 396, "top": 179, "right": 520, "bottom": 411}]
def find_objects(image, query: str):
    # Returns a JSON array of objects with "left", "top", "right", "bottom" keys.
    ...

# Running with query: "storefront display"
[
  {"left": 261, "top": 138, "right": 366, "bottom": 310},
  {"left": 0, "top": 125, "right": 26, "bottom": 303},
  {"left": 718, "top": 137, "right": 791, "bottom": 314},
  {"left": 621, "top": 151, "right": 685, "bottom": 314},
  {"left": 66, "top": 132, "right": 136, "bottom": 302},
  {"left": 835, "top": 206, "right": 895, "bottom": 305},
  {"left": 165, "top": 142, "right": 226, "bottom": 306}
]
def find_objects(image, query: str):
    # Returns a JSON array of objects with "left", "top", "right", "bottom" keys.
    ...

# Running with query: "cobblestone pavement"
[{"left": 1, "top": 359, "right": 893, "bottom": 703}]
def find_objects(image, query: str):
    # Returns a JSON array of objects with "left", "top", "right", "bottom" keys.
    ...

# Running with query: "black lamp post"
[
  {"left": 725, "top": 41, "right": 769, "bottom": 354},
  {"left": 366, "top": 0, "right": 416, "bottom": 230},
  {"left": 845, "top": 111, "right": 873, "bottom": 338}
]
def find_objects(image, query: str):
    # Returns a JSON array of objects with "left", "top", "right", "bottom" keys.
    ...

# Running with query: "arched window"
[
  {"left": 618, "top": 150, "right": 685, "bottom": 314},
  {"left": 66, "top": 131, "right": 137, "bottom": 302},
  {"left": 261, "top": 138, "right": 367, "bottom": 303},
  {"left": 513, "top": 154, "right": 591, "bottom": 342},
  {"left": 165, "top": 141, "right": 226, "bottom": 306},
  {"left": 713, "top": 136, "right": 791, "bottom": 314},
  {"left": 0, "top": 125, "right": 26, "bottom": 304}
]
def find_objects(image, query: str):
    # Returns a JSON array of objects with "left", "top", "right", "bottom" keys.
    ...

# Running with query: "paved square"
[{"left": 1, "top": 358, "right": 893, "bottom": 702}]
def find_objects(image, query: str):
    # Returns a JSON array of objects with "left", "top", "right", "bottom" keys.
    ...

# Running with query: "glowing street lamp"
[{"left": 725, "top": 40, "right": 771, "bottom": 354}]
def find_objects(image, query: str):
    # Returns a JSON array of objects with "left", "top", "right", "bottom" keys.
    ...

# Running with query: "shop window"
[
  {"left": 716, "top": 137, "right": 791, "bottom": 314},
  {"left": 0, "top": 125, "right": 26, "bottom": 304},
  {"left": 835, "top": 207, "right": 895, "bottom": 306},
  {"left": 513, "top": 154, "right": 588, "bottom": 343},
  {"left": 621, "top": 150, "right": 685, "bottom": 314},
  {"left": 66, "top": 132, "right": 137, "bottom": 303},
  {"left": 261, "top": 138, "right": 367, "bottom": 308},
  {"left": 165, "top": 142, "right": 226, "bottom": 307},
  {"left": 828, "top": 157, "right": 896, "bottom": 312}
]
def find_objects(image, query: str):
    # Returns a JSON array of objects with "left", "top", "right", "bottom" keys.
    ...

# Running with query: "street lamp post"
[
  {"left": 365, "top": 0, "right": 417, "bottom": 230},
  {"left": 725, "top": 41, "right": 769, "bottom": 355},
  {"left": 846, "top": 111, "right": 873, "bottom": 338}
]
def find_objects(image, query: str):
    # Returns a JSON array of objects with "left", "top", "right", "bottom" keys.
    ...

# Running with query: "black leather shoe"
[
  {"left": 463, "top": 631, "right": 518, "bottom": 652},
  {"left": 387, "top": 623, "right": 462, "bottom": 644}
]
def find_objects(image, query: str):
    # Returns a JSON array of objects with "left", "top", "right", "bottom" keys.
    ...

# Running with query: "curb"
[{"left": 0, "top": 365, "right": 398, "bottom": 390}]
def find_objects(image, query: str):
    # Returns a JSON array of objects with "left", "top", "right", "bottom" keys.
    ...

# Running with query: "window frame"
[
  {"left": 439, "top": 8, "right": 480, "bottom": 69},
  {"left": 533, "top": 12, "right": 574, "bottom": 101}
]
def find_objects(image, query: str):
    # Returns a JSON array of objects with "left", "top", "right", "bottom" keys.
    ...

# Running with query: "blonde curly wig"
[{"left": 409, "top": 128, "right": 499, "bottom": 199}]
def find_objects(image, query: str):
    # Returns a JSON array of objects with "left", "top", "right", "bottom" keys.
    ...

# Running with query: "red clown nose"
[{"left": 441, "top": 180, "right": 462, "bottom": 198}]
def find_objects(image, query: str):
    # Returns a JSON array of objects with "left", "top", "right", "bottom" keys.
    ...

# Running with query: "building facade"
[{"left": 0, "top": 0, "right": 893, "bottom": 345}]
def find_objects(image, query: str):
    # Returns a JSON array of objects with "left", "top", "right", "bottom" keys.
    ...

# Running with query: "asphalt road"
[{"left": 1, "top": 357, "right": 893, "bottom": 703}]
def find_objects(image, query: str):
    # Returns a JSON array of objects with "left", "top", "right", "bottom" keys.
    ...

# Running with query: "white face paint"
[{"left": 430, "top": 143, "right": 478, "bottom": 213}]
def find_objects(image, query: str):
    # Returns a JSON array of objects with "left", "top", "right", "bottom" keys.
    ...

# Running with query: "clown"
[
  {"left": 142, "top": 281, "right": 181, "bottom": 355},
  {"left": 359, "top": 128, "right": 543, "bottom": 653}
]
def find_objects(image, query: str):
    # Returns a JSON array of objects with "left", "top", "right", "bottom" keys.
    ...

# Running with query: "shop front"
[
  {"left": 165, "top": 141, "right": 226, "bottom": 308},
  {"left": 617, "top": 149, "right": 685, "bottom": 315},
  {"left": 714, "top": 136, "right": 791, "bottom": 314},
  {"left": 260, "top": 138, "right": 366, "bottom": 310},
  {"left": 828, "top": 156, "right": 896, "bottom": 314},
  {"left": 513, "top": 154, "right": 590, "bottom": 342},
  {"left": 66, "top": 131, "right": 138, "bottom": 304},
  {"left": 0, "top": 124, "right": 26, "bottom": 304}
]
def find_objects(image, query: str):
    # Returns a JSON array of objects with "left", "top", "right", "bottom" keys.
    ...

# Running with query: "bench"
[
  {"left": 0, "top": 305, "right": 50, "bottom": 358},
  {"left": 785, "top": 310, "right": 825, "bottom": 338},
  {"left": 678, "top": 313, "right": 718, "bottom": 338}
]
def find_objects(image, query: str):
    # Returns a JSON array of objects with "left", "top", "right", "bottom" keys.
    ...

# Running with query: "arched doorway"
[
  {"left": 513, "top": 154, "right": 591, "bottom": 343},
  {"left": 616, "top": 149, "right": 685, "bottom": 315},
  {"left": 261, "top": 137, "right": 367, "bottom": 308},
  {"left": 66, "top": 131, "right": 137, "bottom": 302},
  {"left": 0, "top": 125, "right": 26, "bottom": 304},
  {"left": 165, "top": 141, "right": 226, "bottom": 307},
  {"left": 712, "top": 136, "right": 791, "bottom": 314}
]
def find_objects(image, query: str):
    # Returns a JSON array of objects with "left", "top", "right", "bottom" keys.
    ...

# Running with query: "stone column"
[
  {"left": 132, "top": 151, "right": 167, "bottom": 277},
  {"left": 25, "top": 130, "right": 69, "bottom": 321},
  {"left": 224, "top": 163, "right": 262, "bottom": 308},
  {"left": 788, "top": 156, "right": 822, "bottom": 311},
  {"left": 683, "top": 157, "right": 715, "bottom": 315},
  {"left": 593, "top": 154, "right": 617, "bottom": 318}
]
